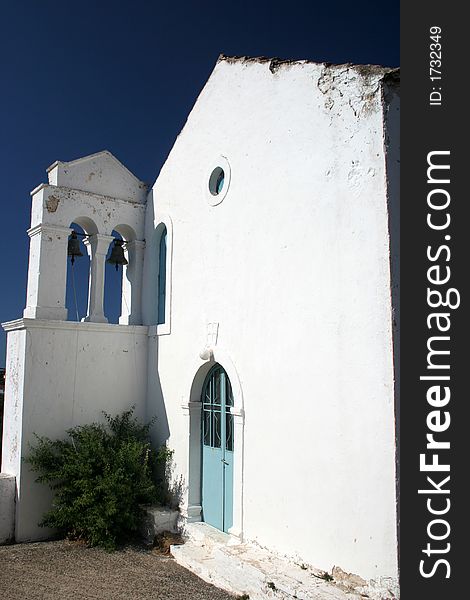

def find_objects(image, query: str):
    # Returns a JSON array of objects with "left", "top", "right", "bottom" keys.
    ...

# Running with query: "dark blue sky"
[{"left": 0, "top": 1, "right": 399, "bottom": 365}]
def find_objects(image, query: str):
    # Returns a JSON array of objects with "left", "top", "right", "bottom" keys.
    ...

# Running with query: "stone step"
[
  {"left": 171, "top": 523, "right": 365, "bottom": 600},
  {"left": 183, "top": 521, "right": 233, "bottom": 547}
]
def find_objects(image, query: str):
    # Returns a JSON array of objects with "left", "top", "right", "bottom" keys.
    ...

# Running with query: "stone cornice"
[
  {"left": 2, "top": 318, "right": 149, "bottom": 335},
  {"left": 30, "top": 184, "right": 147, "bottom": 208},
  {"left": 27, "top": 223, "right": 72, "bottom": 238}
]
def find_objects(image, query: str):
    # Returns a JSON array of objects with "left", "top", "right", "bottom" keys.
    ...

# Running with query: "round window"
[
  {"left": 209, "top": 167, "right": 225, "bottom": 196},
  {"left": 206, "top": 156, "right": 231, "bottom": 206}
]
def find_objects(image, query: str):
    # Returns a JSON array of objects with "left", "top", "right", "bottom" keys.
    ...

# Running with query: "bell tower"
[
  {"left": 22, "top": 151, "right": 147, "bottom": 324},
  {"left": 1, "top": 151, "right": 150, "bottom": 542}
]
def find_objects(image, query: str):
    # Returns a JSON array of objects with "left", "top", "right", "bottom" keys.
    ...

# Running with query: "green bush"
[{"left": 26, "top": 407, "right": 171, "bottom": 550}]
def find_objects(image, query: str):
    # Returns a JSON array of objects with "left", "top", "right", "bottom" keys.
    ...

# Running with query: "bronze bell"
[
  {"left": 68, "top": 231, "right": 83, "bottom": 265},
  {"left": 107, "top": 239, "right": 128, "bottom": 271}
]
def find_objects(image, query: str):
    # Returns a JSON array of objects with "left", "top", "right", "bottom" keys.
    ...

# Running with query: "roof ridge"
[
  {"left": 46, "top": 150, "right": 145, "bottom": 184},
  {"left": 217, "top": 53, "right": 399, "bottom": 76}
]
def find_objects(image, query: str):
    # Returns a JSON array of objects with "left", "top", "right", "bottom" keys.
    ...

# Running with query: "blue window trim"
[
  {"left": 157, "top": 227, "right": 167, "bottom": 325},
  {"left": 215, "top": 170, "right": 225, "bottom": 195}
]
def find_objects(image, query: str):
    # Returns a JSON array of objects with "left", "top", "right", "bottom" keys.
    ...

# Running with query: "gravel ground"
[{"left": 0, "top": 540, "right": 237, "bottom": 600}]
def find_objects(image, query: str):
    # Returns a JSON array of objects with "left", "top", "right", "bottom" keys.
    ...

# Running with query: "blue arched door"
[{"left": 201, "top": 365, "right": 234, "bottom": 532}]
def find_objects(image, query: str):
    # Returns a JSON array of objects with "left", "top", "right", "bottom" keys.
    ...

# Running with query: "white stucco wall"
[
  {"left": 143, "top": 58, "right": 399, "bottom": 582},
  {"left": 1, "top": 319, "right": 148, "bottom": 542}
]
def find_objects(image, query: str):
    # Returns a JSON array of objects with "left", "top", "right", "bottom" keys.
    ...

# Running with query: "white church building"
[{"left": 1, "top": 55, "right": 399, "bottom": 592}]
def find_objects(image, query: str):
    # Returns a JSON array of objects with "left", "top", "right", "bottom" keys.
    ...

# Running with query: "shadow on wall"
[
  {"left": 384, "top": 74, "right": 400, "bottom": 563},
  {"left": 142, "top": 190, "right": 184, "bottom": 509},
  {"left": 157, "top": 449, "right": 185, "bottom": 510},
  {"left": 145, "top": 193, "right": 173, "bottom": 503},
  {"left": 148, "top": 333, "right": 180, "bottom": 514}
]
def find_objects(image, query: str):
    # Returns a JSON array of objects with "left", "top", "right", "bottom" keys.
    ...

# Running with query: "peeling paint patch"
[
  {"left": 218, "top": 53, "right": 305, "bottom": 75},
  {"left": 317, "top": 67, "right": 347, "bottom": 113},
  {"left": 316, "top": 64, "right": 386, "bottom": 119},
  {"left": 269, "top": 57, "right": 299, "bottom": 74},
  {"left": 45, "top": 195, "right": 60, "bottom": 213},
  {"left": 218, "top": 54, "right": 398, "bottom": 83},
  {"left": 348, "top": 160, "right": 361, "bottom": 183},
  {"left": 332, "top": 566, "right": 367, "bottom": 589}
]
